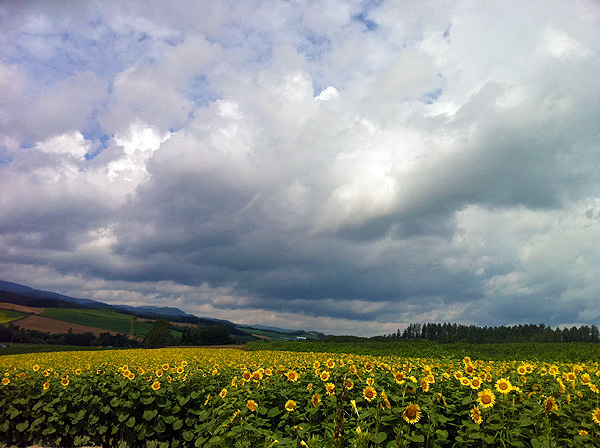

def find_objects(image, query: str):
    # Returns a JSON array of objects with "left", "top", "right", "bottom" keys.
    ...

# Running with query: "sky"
[{"left": 0, "top": 1, "right": 599, "bottom": 336}]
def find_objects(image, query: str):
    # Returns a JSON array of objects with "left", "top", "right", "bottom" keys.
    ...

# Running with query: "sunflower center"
[
  {"left": 406, "top": 407, "right": 417, "bottom": 418},
  {"left": 481, "top": 395, "right": 491, "bottom": 404}
]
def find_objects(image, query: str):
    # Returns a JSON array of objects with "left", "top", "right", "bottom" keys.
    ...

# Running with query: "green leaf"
[
  {"left": 267, "top": 407, "right": 281, "bottom": 418},
  {"left": 370, "top": 432, "right": 387, "bottom": 444},
  {"left": 461, "top": 396, "right": 473, "bottom": 405},
  {"left": 141, "top": 396, "right": 155, "bottom": 405},
  {"left": 126, "top": 416, "right": 136, "bottom": 428},
  {"left": 16, "top": 421, "right": 29, "bottom": 432},
  {"left": 156, "top": 419, "right": 166, "bottom": 433},
  {"left": 408, "top": 434, "right": 425, "bottom": 443},
  {"left": 195, "top": 437, "right": 207, "bottom": 447},
  {"left": 209, "top": 436, "right": 223, "bottom": 445},
  {"left": 110, "top": 397, "right": 122, "bottom": 407},
  {"left": 183, "top": 431, "right": 195, "bottom": 442},
  {"left": 173, "top": 419, "right": 183, "bottom": 430},
  {"left": 143, "top": 409, "right": 158, "bottom": 420},
  {"left": 436, "top": 429, "right": 449, "bottom": 440}
]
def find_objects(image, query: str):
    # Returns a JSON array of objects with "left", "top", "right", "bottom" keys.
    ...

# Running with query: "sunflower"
[
  {"left": 366, "top": 377, "right": 375, "bottom": 386},
  {"left": 1, "top": 378, "right": 9, "bottom": 386},
  {"left": 242, "top": 371, "right": 252, "bottom": 381},
  {"left": 470, "top": 377, "right": 482, "bottom": 390},
  {"left": 155, "top": 369, "right": 163, "bottom": 378},
  {"left": 495, "top": 378, "right": 512, "bottom": 394},
  {"left": 33, "top": 364, "right": 40, "bottom": 372},
  {"left": 544, "top": 396, "right": 558, "bottom": 413},
  {"left": 517, "top": 365, "right": 527, "bottom": 375},
  {"left": 286, "top": 370, "right": 299, "bottom": 382},
  {"left": 325, "top": 382, "right": 335, "bottom": 396},
  {"left": 402, "top": 403, "right": 422, "bottom": 424},
  {"left": 344, "top": 379, "right": 354, "bottom": 390},
  {"left": 313, "top": 361, "right": 320, "bottom": 369},
  {"left": 592, "top": 408, "right": 600, "bottom": 426},
  {"left": 421, "top": 378, "right": 430, "bottom": 392},
  {"left": 220, "top": 388, "right": 227, "bottom": 398},
  {"left": 381, "top": 389, "right": 391, "bottom": 409},
  {"left": 477, "top": 389, "right": 496, "bottom": 409},
  {"left": 43, "top": 382, "right": 50, "bottom": 390},
  {"left": 61, "top": 377, "right": 69, "bottom": 387},
  {"left": 176, "top": 366, "right": 184, "bottom": 375},
  {"left": 580, "top": 373, "right": 591, "bottom": 384},
  {"left": 247, "top": 400, "right": 258, "bottom": 412},
  {"left": 470, "top": 406, "right": 483, "bottom": 425},
  {"left": 460, "top": 377, "right": 471, "bottom": 387},
  {"left": 151, "top": 381, "right": 160, "bottom": 391},
  {"left": 312, "top": 393, "right": 321, "bottom": 407},
  {"left": 320, "top": 371, "right": 330, "bottom": 382},
  {"left": 363, "top": 386, "right": 377, "bottom": 401},
  {"left": 285, "top": 400, "right": 296, "bottom": 412},
  {"left": 326, "top": 359, "right": 335, "bottom": 369},
  {"left": 394, "top": 372, "right": 405, "bottom": 384}
]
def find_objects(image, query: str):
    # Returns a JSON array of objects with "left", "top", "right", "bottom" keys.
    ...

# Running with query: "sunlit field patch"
[{"left": 1, "top": 348, "right": 599, "bottom": 447}]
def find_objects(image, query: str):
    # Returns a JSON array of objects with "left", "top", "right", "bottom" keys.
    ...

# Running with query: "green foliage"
[
  {"left": 180, "top": 324, "right": 232, "bottom": 346},
  {"left": 144, "top": 320, "right": 173, "bottom": 349}
]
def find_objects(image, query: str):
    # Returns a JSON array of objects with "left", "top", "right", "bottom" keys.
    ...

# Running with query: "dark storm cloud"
[{"left": 0, "top": 1, "right": 598, "bottom": 335}]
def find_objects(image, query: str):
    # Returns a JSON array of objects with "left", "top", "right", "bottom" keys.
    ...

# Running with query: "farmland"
[
  {"left": 0, "top": 309, "right": 26, "bottom": 324},
  {"left": 41, "top": 308, "right": 155, "bottom": 337},
  {"left": 1, "top": 344, "right": 600, "bottom": 447}
]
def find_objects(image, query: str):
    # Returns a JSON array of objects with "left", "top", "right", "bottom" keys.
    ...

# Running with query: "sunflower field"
[{"left": 1, "top": 348, "right": 600, "bottom": 447}]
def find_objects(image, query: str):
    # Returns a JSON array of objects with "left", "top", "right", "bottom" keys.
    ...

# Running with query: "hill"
[{"left": 0, "top": 280, "right": 324, "bottom": 345}]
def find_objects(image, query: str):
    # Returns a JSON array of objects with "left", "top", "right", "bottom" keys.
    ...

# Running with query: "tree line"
[
  {"left": 0, "top": 320, "right": 241, "bottom": 349},
  {"left": 383, "top": 322, "right": 600, "bottom": 343},
  {"left": 0, "top": 324, "right": 139, "bottom": 347}
]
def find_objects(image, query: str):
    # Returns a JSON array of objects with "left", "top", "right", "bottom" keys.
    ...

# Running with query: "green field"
[
  {"left": 41, "top": 308, "right": 155, "bottom": 337},
  {"left": 0, "top": 309, "right": 27, "bottom": 324},
  {"left": 246, "top": 338, "right": 600, "bottom": 362}
]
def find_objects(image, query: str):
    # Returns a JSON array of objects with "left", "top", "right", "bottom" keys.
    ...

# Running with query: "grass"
[
  {"left": 41, "top": 308, "right": 155, "bottom": 337},
  {"left": 0, "top": 309, "right": 27, "bottom": 324}
]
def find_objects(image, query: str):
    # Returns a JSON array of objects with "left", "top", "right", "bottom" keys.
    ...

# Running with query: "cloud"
[{"left": 0, "top": 1, "right": 598, "bottom": 335}]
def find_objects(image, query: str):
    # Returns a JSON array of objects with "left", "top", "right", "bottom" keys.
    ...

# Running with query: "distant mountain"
[
  {"left": 114, "top": 304, "right": 191, "bottom": 317},
  {"left": 0, "top": 279, "right": 320, "bottom": 336},
  {"left": 238, "top": 324, "right": 302, "bottom": 334},
  {"left": 0, "top": 280, "right": 109, "bottom": 308},
  {"left": 0, "top": 280, "right": 189, "bottom": 317}
]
